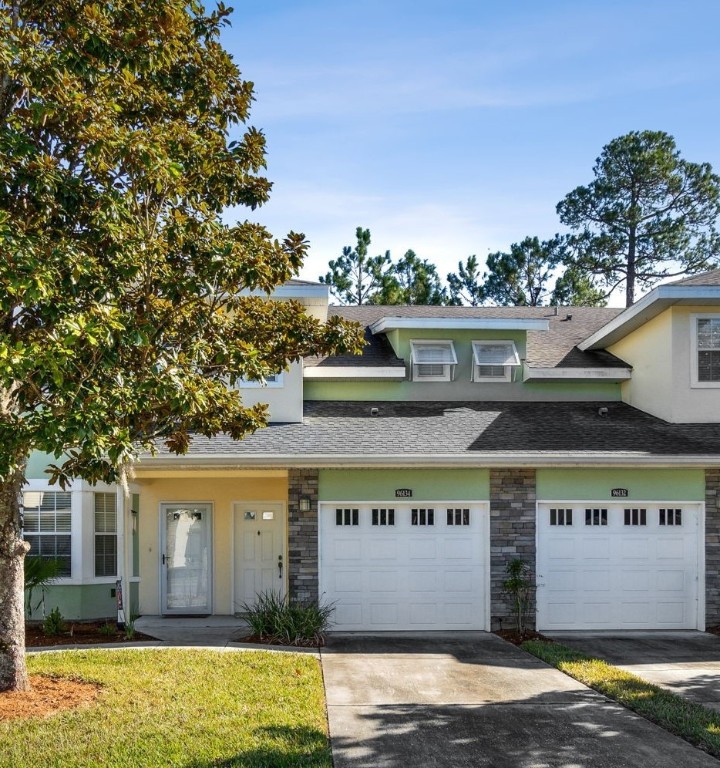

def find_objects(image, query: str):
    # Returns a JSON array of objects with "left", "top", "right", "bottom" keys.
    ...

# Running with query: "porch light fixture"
[{"left": 299, "top": 496, "right": 311, "bottom": 512}]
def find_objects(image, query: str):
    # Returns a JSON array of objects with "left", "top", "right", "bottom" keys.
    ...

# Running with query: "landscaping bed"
[{"left": 25, "top": 620, "right": 156, "bottom": 647}]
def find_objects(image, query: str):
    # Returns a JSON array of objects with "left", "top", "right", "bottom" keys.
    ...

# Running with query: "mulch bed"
[
  {"left": 494, "top": 629, "right": 549, "bottom": 646},
  {"left": 0, "top": 675, "right": 100, "bottom": 721},
  {"left": 26, "top": 620, "right": 155, "bottom": 647}
]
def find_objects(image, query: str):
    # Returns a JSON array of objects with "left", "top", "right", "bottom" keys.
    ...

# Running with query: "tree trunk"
[
  {"left": 0, "top": 470, "right": 30, "bottom": 692},
  {"left": 626, "top": 227, "right": 637, "bottom": 307}
]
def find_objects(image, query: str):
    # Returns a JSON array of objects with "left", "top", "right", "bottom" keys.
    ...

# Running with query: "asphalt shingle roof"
[
  {"left": 304, "top": 305, "right": 629, "bottom": 370},
  {"left": 155, "top": 401, "right": 720, "bottom": 462},
  {"left": 667, "top": 269, "right": 720, "bottom": 287}
]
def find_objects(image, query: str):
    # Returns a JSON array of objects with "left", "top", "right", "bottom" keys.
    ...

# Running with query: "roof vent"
[
  {"left": 370, "top": 407, "right": 380, "bottom": 417},
  {"left": 598, "top": 407, "right": 609, "bottom": 417},
  {"left": 553, "top": 306, "right": 559, "bottom": 316},
  {"left": 565, "top": 313, "right": 573, "bottom": 321}
]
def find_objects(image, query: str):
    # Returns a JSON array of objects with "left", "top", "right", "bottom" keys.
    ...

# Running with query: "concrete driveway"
[
  {"left": 549, "top": 631, "right": 720, "bottom": 712},
  {"left": 321, "top": 633, "right": 720, "bottom": 768}
]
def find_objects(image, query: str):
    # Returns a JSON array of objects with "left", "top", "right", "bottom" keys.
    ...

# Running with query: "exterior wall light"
[{"left": 299, "top": 496, "right": 311, "bottom": 512}]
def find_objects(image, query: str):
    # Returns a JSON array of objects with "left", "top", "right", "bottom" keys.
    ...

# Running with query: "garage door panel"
[
  {"left": 538, "top": 502, "right": 700, "bottom": 631},
  {"left": 321, "top": 502, "right": 488, "bottom": 631},
  {"left": 408, "top": 538, "right": 437, "bottom": 559}
]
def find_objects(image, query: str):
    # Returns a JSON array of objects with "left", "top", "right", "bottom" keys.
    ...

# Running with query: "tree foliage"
[
  {"left": 319, "top": 227, "right": 391, "bottom": 304},
  {"left": 482, "top": 236, "right": 567, "bottom": 306},
  {"left": 374, "top": 249, "right": 446, "bottom": 305},
  {"left": 557, "top": 130, "right": 720, "bottom": 306},
  {"left": 446, "top": 255, "right": 484, "bottom": 306},
  {"left": 0, "top": 0, "right": 362, "bottom": 691}
]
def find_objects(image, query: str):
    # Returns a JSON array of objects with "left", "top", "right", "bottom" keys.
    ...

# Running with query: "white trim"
[
  {"left": 580, "top": 284, "right": 720, "bottom": 351},
  {"left": 137, "top": 453, "right": 720, "bottom": 469},
  {"left": 523, "top": 366, "right": 633, "bottom": 380},
  {"left": 303, "top": 366, "right": 406, "bottom": 379},
  {"left": 690, "top": 313, "right": 720, "bottom": 388},
  {"left": 370, "top": 317, "right": 549, "bottom": 334},
  {"left": 241, "top": 283, "right": 329, "bottom": 300}
]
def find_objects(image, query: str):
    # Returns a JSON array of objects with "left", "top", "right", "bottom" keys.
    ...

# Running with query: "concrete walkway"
[
  {"left": 320, "top": 633, "right": 720, "bottom": 768},
  {"left": 549, "top": 631, "right": 720, "bottom": 712}
]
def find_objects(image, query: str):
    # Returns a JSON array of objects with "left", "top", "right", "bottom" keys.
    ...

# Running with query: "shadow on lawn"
[{"left": 182, "top": 725, "right": 332, "bottom": 768}]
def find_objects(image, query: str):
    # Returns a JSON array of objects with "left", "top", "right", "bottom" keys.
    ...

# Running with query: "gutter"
[{"left": 135, "top": 452, "right": 720, "bottom": 470}]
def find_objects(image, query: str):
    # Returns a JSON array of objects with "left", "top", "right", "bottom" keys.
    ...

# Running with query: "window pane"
[{"left": 473, "top": 342, "right": 519, "bottom": 366}]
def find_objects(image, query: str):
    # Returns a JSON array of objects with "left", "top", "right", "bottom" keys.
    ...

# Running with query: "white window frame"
[
  {"left": 22, "top": 488, "right": 74, "bottom": 578},
  {"left": 471, "top": 340, "right": 520, "bottom": 382},
  {"left": 94, "top": 492, "right": 117, "bottom": 578},
  {"left": 691, "top": 314, "right": 720, "bottom": 388},
  {"left": 234, "top": 372, "right": 285, "bottom": 389},
  {"left": 410, "top": 340, "right": 457, "bottom": 382}
]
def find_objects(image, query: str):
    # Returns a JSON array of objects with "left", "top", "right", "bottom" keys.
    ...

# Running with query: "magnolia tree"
[{"left": 0, "top": 0, "right": 362, "bottom": 691}]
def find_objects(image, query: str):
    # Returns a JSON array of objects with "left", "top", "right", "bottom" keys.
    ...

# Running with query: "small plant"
[
  {"left": 99, "top": 621, "right": 116, "bottom": 636},
  {"left": 24, "top": 556, "right": 62, "bottom": 618},
  {"left": 42, "top": 607, "right": 67, "bottom": 637},
  {"left": 241, "top": 591, "right": 335, "bottom": 646},
  {"left": 502, "top": 558, "right": 533, "bottom": 635},
  {"left": 124, "top": 613, "right": 139, "bottom": 641}
]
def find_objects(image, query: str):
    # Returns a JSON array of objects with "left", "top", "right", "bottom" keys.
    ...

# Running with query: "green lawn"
[
  {"left": 523, "top": 640, "right": 720, "bottom": 759},
  {"left": 1, "top": 649, "right": 332, "bottom": 768}
]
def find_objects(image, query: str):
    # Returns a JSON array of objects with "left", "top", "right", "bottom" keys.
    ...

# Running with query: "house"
[{"left": 23, "top": 271, "right": 720, "bottom": 632}]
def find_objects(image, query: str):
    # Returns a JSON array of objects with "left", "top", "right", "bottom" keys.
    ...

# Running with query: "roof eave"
[
  {"left": 370, "top": 317, "right": 550, "bottom": 334},
  {"left": 523, "top": 366, "right": 632, "bottom": 381},
  {"left": 135, "top": 452, "right": 720, "bottom": 469},
  {"left": 580, "top": 285, "right": 720, "bottom": 351},
  {"left": 303, "top": 366, "right": 406, "bottom": 380}
]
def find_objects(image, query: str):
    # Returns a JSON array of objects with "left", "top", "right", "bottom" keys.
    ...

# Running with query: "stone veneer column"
[
  {"left": 706, "top": 469, "right": 720, "bottom": 627},
  {"left": 490, "top": 468, "right": 537, "bottom": 631},
  {"left": 287, "top": 468, "right": 319, "bottom": 605}
]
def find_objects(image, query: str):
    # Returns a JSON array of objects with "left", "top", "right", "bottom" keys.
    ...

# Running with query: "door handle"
[
  {"left": 278, "top": 554, "right": 283, "bottom": 579},
  {"left": 162, "top": 554, "right": 167, "bottom": 565}
]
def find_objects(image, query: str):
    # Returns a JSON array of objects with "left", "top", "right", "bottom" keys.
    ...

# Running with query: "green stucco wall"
[
  {"left": 537, "top": 468, "right": 705, "bottom": 501},
  {"left": 28, "top": 582, "right": 140, "bottom": 622},
  {"left": 319, "top": 468, "right": 489, "bottom": 501}
]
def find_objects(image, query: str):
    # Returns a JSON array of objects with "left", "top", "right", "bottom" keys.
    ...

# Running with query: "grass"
[
  {"left": 523, "top": 639, "right": 720, "bottom": 759},
  {"left": 0, "top": 649, "right": 332, "bottom": 768}
]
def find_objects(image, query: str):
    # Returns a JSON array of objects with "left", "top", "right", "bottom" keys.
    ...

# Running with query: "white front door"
[
  {"left": 161, "top": 503, "right": 213, "bottom": 614},
  {"left": 537, "top": 502, "right": 702, "bottom": 630},
  {"left": 233, "top": 502, "right": 286, "bottom": 612}
]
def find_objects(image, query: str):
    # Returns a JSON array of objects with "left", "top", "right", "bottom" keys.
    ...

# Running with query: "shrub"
[
  {"left": 24, "top": 556, "right": 62, "bottom": 618},
  {"left": 43, "top": 607, "right": 66, "bottom": 636},
  {"left": 241, "top": 592, "right": 335, "bottom": 646},
  {"left": 502, "top": 558, "right": 533, "bottom": 635}
]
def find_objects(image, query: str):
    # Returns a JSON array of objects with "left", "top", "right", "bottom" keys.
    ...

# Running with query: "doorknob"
[{"left": 278, "top": 554, "right": 283, "bottom": 579}]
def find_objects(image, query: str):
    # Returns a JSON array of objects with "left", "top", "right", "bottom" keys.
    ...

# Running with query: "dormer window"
[
  {"left": 410, "top": 340, "right": 457, "bottom": 382},
  {"left": 472, "top": 341, "right": 520, "bottom": 382}
]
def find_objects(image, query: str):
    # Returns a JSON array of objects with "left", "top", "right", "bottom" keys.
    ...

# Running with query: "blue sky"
[{"left": 222, "top": 1, "right": 720, "bottom": 303}]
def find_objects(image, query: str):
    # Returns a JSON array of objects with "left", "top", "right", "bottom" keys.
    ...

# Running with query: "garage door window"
[
  {"left": 411, "top": 508, "right": 434, "bottom": 526},
  {"left": 336, "top": 508, "right": 359, "bottom": 526},
  {"left": 550, "top": 508, "right": 572, "bottom": 526},
  {"left": 447, "top": 508, "right": 470, "bottom": 526},
  {"left": 624, "top": 508, "right": 647, "bottom": 526},
  {"left": 659, "top": 508, "right": 682, "bottom": 526},
  {"left": 372, "top": 508, "right": 395, "bottom": 526},
  {"left": 585, "top": 508, "right": 608, "bottom": 526}
]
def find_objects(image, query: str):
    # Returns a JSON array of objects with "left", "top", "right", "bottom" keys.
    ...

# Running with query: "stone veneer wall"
[
  {"left": 288, "top": 468, "right": 319, "bottom": 604},
  {"left": 706, "top": 469, "right": 720, "bottom": 627},
  {"left": 490, "top": 468, "right": 536, "bottom": 631}
]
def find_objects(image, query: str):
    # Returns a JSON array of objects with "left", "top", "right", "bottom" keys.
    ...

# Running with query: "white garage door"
[
  {"left": 320, "top": 502, "right": 489, "bottom": 631},
  {"left": 537, "top": 502, "right": 702, "bottom": 630}
]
